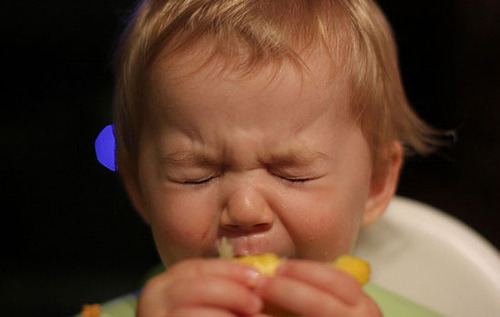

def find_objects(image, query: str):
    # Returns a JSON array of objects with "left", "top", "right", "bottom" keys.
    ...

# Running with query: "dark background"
[{"left": 3, "top": 0, "right": 499, "bottom": 316}]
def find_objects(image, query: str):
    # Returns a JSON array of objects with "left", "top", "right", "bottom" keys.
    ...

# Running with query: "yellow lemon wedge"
[
  {"left": 236, "top": 253, "right": 283, "bottom": 276},
  {"left": 236, "top": 253, "right": 370, "bottom": 285},
  {"left": 235, "top": 253, "right": 370, "bottom": 316},
  {"left": 218, "top": 238, "right": 370, "bottom": 285},
  {"left": 218, "top": 239, "right": 370, "bottom": 316},
  {"left": 333, "top": 254, "right": 370, "bottom": 286}
]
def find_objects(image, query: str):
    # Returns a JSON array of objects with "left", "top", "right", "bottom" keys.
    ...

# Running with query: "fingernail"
[
  {"left": 244, "top": 268, "right": 261, "bottom": 287},
  {"left": 253, "top": 275, "right": 270, "bottom": 294},
  {"left": 249, "top": 294, "right": 263, "bottom": 312}
]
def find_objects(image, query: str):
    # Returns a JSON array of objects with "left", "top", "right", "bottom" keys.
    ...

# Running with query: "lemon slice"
[
  {"left": 218, "top": 237, "right": 370, "bottom": 285},
  {"left": 236, "top": 253, "right": 370, "bottom": 285}
]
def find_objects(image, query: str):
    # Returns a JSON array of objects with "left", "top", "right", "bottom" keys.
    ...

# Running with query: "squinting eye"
[
  {"left": 271, "top": 169, "right": 312, "bottom": 184},
  {"left": 282, "top": 177, "right": 310, "bottom": 183},
  {"left": 183, "top": 176, "right": 215, "bottom": 185}
]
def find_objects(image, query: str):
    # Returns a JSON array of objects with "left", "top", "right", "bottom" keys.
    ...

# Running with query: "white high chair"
[{"left": 353, "top": 196, "right": 500, "bottom": 316}]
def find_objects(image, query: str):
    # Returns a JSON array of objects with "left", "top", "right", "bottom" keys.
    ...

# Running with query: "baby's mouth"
[{"left": 217, "top": 236, "right": 285, "bottom": 259}]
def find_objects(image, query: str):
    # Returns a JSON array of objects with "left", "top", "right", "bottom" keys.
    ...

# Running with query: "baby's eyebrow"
[
  {"left": 161, "top": 148, "right": 327, "bottom": 167},
  {"left": 266, "top": 148, "right": 328, "bottom": 166},
  {"left": 161, "top": 150, "right": 221, "bottom": 167}
]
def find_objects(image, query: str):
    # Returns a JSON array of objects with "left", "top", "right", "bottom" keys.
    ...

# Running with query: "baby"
[{"left": 109, "top": 0, "right": 438, "bottom": 315}]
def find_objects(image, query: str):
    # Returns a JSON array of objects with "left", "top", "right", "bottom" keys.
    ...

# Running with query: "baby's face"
[{"left": 132, "top": 48, "right": 379, "bottom": 267}]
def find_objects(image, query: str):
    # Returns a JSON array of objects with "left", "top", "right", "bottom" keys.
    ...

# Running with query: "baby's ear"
[
  {"left": 362, "top": 141, "right": 403, "bottom": 226},
  {"left": 121, "top": 163, "right": 151, "bottom": 224}
]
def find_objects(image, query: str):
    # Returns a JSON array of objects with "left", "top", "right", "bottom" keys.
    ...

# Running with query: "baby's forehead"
[
  {"left": 142, "top": 39, "right": 354, "bottom": 141},
  {"left": 149, "top": 36, "right": 347, "bottom": 93},
  {"left": 146, "top": 44, "right": 350, "bottom": 117}
]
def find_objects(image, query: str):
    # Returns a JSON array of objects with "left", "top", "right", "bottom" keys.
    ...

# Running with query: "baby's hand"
[
  {"left": 137, "top": 259, "right": 262, "bottom": 316},
  {"left": 255, "top": 260, "right": 381, "bottom": 316}
]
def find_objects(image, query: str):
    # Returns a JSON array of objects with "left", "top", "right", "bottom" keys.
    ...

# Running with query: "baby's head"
[{"left": 112, "top": 0, "right": 437, "bottom": 266}]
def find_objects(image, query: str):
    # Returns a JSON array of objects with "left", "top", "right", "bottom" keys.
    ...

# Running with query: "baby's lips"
[{"left": 220, "top": 235, "right": 282, "bottom": 258}]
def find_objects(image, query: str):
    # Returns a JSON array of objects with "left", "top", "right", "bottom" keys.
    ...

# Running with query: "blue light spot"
[{"left": 95, "top": 125, "right": 117, "bottom": 171}]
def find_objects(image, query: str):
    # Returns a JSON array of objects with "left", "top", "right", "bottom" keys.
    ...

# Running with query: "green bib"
[{"left": 78, "top": 283, "right": 442, "bottom": 316}]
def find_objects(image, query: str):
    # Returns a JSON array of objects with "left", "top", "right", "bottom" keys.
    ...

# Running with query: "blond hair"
[{"left": 113, "top": 0, "right": 440, "bottom": 181}]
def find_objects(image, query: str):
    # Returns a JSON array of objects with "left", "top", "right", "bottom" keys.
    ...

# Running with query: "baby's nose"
[{"left": 220, "top": 188, "right": 274, "bottom": 232}]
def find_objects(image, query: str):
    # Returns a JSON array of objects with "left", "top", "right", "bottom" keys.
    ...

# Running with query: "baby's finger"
[
  {"left": 168, "top": 258, "right": 260, "bottom": 285},
  {"left": 138, "top": 259, "right": 262, "bottom": 316},
  {"left": 139, "top": 275, "right": 262, "bottom": 316},
  {"left": 256, "top": 275, "right": 348, "bottom": 316},
  {"left": 172, "top": 306, "right": 244, "bottom": 317},
  {"left": 171, "top": 276, "right": 263, "bottom": 314},
  {"left": 276, "top": 260, "right": 363, "bottom": 305}
]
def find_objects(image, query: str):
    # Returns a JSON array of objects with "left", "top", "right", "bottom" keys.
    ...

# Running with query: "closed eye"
[
  {"left": 281, "top": 176, "right": 311, "bottom": 183},
  {"left": 183, "top": 176, "right": 216, "bottom": 185}
]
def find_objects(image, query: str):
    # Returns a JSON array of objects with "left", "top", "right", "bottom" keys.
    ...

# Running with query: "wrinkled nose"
[{"left": 220, "top": 188, "right": 274, "bottom": 233}]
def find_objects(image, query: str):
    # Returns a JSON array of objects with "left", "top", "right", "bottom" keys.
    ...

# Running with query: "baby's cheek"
[
  {"left": 152, "top": 226, "right": 209, "bottom": 265},
  {"left": 149, "top": 202, "right": 219, "bottom": 263},
  {"left": 292, "top": 207, "right": 362, "bottom": 260}
]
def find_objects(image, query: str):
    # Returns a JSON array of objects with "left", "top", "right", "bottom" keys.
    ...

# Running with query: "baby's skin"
[{"left": 124, "top": 42, "right": 400, "bottom": 316}]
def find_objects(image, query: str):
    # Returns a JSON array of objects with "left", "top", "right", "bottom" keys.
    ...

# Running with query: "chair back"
[{"left": 354, "top": 196, "right": 500, "bottom": 316}]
